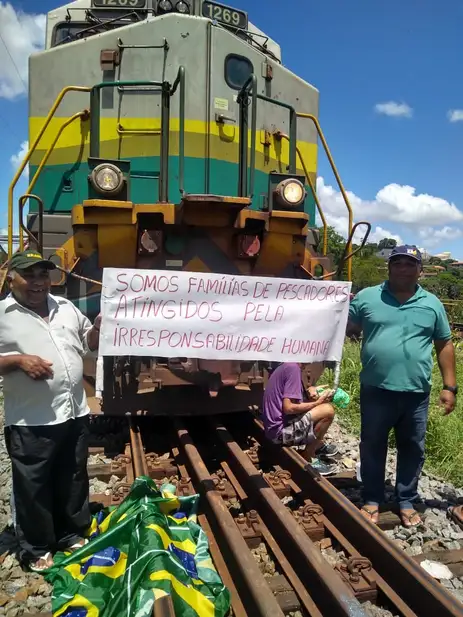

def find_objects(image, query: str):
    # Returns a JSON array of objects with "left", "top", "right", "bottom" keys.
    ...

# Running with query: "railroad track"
[{"left": 87, "top": 413, "right": 463, "bottom": 617}]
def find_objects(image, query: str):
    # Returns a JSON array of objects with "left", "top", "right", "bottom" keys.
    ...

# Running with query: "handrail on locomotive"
[
  {"left": 7, "top": 72, "right": 369, "bottom": 280},
  {"left": 236, "top": 75, "right": 366, "bottom": 281}
]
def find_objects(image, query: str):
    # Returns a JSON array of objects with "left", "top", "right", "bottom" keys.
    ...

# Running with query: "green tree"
[
  {"left": 351, "top": 255, "right": 385, "bottom": 293},
  {"left": 421, "top": 273, "right": 463, "bottom": 300},
  {"left": 421, "top": 277, "right": 445, "bottom": 297},
  {"left": 378, "top": 238, "right": 397, "bottom": 250},
  {"left": 357, "top": 242, "right": 378, "bottom": 258},
  {"left": 319, "top": 226, "right": 346, "bottom": 266}
]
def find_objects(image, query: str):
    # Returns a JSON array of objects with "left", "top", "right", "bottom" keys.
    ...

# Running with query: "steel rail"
[
  {"left": 170, "top": 446, "right": 248, "bottom": 617},
  {"left": 175, "top": 420, "right": 285, "bottom": 617},
  {"left": 212, "top": 422, "right": 367, "bottom": 617},
  {"left": 129, "top": 419, "right": 149, "bottom": 478},
  {"left": 221, "top": 460, "right": 324, "bottom": 617},
  {"left": 152, "top": 595, "right": 175, "bottom": 617},
  {"left": 251, "top": 418, "right": 463, "bottom": 617},
  {"left": 278, "top": 458, "right": 417, "bottom": 615},
  {"left": 323, "top": 518, "right": 418, "bottom": 617},
  {"left": 197, "top": 514, "right": 248, "bottom": 617}
]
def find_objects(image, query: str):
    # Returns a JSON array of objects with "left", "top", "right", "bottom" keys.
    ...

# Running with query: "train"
[{"left": 5, "top": 0, "right": 362, "bottom": 416}]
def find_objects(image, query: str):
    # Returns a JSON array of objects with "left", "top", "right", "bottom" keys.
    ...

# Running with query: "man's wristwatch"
[{"left": 443, "top": 385, "right": 458, "bottom": 396}]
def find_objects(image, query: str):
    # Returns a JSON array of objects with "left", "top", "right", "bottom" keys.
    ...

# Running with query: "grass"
[
  {"left": 1, "top": 344, "right": 461, "bottom": 485},
  {"left": 332, "top": 339, "right": 463, "bottom": 487}
]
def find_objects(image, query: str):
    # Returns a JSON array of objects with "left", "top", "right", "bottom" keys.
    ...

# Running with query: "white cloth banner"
[{"left": 99, "top": 269, "right": 352, "bottom": 362}]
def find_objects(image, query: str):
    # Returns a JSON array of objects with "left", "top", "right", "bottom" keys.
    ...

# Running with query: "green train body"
[{"left": 17, "top": 0, "right": 338, "bottom": 415}]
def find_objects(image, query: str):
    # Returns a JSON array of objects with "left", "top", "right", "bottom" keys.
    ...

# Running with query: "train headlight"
[
  {"left": 176, "top": 1, "right": 190, "bottom": 13},
  {"left": 274, "top": 178, "right": 306, "bottom": 208},
  {"left": 90, "top": 163, "right": 124, "bottom": 196},
  {"left": 158, "top": 0, "right": 173, "bottom": 13}
]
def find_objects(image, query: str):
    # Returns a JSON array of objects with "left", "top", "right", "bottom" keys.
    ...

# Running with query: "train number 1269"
[
  {"left": 93, "top": 0, "right": 146, "bottom": 7},
  {"left": 202, "top": 1, "right": 247, "bottom": 29}
]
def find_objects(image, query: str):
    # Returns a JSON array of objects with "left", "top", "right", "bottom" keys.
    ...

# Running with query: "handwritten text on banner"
[{"left": 99, "top": 269, "right": 352, "bottom": 362}]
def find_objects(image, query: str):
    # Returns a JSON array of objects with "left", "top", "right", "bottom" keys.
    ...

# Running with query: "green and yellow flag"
[{"left": 45, "top": 476, "right": 231, "bottom": 617}]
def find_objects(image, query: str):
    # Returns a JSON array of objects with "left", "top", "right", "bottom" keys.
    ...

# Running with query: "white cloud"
[
  {"left": 317, "top": 177, "right": 462, "bottom": 228},
  {"left": 374, "top": 101, "right": 413, "bottom": 118},
  {"left": 0, "top": 2, "right": 46, "bottom": 100},
  {"left": 10, "top": 140, "right": 29, "bottom": 176},
  {"left": 448, "top": 109, "right": 463, "bottom": 123},
  {"left": 367, "top": 226, "right": 403, "bottom": 245},
  {"left": 418, "top": 226, "right": 463, "bottom": 248},
  {"left": 316, "top": 177, "right": 463, "bottom": 253}
]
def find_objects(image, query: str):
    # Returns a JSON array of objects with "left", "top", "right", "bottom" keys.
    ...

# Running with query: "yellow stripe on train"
[{"left": 28, "top": 116, "right": 318, "bottom": 173}]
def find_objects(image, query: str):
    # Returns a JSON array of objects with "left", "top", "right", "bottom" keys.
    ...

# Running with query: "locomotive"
[{"left": 6, "top": 0, "right": 359, "bottom": 416}]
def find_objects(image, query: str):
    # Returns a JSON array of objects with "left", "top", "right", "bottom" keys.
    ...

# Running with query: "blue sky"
[{"left": 1, "top": 0, "right": 462, "bottom": 257}]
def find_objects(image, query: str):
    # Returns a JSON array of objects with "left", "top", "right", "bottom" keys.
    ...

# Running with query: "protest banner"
[{"left": 99, "top": 269, "right": 352, "bottom": 362}]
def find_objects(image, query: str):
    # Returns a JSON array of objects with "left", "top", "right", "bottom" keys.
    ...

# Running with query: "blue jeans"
[{"left": 360, "top": 385, "right": 430, "bottom": 510}]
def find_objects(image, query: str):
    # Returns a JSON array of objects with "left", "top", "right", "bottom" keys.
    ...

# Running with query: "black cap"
[
  {"left": 8, "top": 250, "right": 56, "bottom": 272},
  {"left": 388, "top": 245, "right": 422, "bottom": 264}
]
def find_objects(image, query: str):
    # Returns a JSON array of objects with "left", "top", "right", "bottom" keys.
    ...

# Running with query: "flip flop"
[
  {"left": 400, "top": 509, "right": 422, "bottom": 528},
  {"left": 360, "top": 505, "right": 379, "bottom": 524},
  {"left": 65, "top": 538, "right": 89, "bottom": 554},
  {"left": 448, "top": 505, "right": 463, "bottom": 527},
  {"left": 29, "top": 552, "right": 53, "bottom": 572}
]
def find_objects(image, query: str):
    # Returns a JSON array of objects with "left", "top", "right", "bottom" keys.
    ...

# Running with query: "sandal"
[
  {"left": 66, "top": 538, "right": 89, "bottom": 553},
  {"left": 360, "top": 505, "right": 379, "bottom": 524},
  {"left": 400, "top": 509, "right": 422, "bottom": 528},
  {"left": 29, "top": 552, "right": 53, "bottom": 572},
  {"left": 448, "top": 505, "right": 463, "bottom": 526}
]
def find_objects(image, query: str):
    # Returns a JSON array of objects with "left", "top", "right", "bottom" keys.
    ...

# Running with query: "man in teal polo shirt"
[{"left": 348, "top": 245, "right": 457, "bottom": 527}]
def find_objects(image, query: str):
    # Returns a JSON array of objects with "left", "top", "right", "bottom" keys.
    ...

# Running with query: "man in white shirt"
[{"left": 0, "top": 249, "right": 101, "bottom": 572}]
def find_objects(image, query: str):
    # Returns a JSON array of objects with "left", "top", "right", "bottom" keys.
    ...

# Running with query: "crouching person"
[
  {"left": 0, "top": 250, "right": 101, "bottom": 572},
  {"left": 262, "top": 362, "right": 338, "bottom": 476}
]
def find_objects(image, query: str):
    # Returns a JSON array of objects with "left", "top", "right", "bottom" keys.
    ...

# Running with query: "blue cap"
[{"left": 388, "top": 245, "right": 422, "bottom": 263}]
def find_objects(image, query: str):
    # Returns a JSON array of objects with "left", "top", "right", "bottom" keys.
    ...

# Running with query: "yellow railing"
[
  {"left": 295, "top": 113, "right": 354, "bottom": 281},
  {"left": 19, "top": 109, "right": 90, "bottom": 251},
  {"left": 275, "top": 131, "right": 328, "bottom": 255},
  {"left": 8, "top": 86, "right": 91, "bottom": 256},
  {"left": 9, "top": 87, "right": 355, "bottom": 280}
]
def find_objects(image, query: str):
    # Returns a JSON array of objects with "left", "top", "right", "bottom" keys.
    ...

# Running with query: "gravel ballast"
[
  {"left": 2, "top": 398, "right": 463, "bottom": 614},
  {"left": 327, "top": 421, "right": 463, "bottom": 604}
]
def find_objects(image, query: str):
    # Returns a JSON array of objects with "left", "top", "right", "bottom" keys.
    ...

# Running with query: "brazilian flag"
[{"left": 45, "top": 476, "right": 231, "bottom": 617}]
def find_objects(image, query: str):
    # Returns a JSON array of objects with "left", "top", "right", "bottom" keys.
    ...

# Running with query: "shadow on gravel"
[{"left": 0, "top": 523, "right": 18, "bottom": 555}]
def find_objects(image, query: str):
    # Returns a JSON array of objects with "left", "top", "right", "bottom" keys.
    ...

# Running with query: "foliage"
[
  {"left": 317, "top": 225, "right": 463, "bottom": 303},
  {"left": 357, "top": 243, "right": 378, "bottom": 258},
  {"left": 378, "top": 238, "right": 397, "bottom": 250},
  {"left": 330, "top": 341, "right": 463, "bottom": 487},
  {"left": 317, "top": 226, "right": 463, "bottom": 486},
  {"left": 421, "top": 273, "right": 463, "bottom": 300},
  {"left": 321, "top": 226, "right": 346, "bottom": 265},
  {"left": 351, "top": 255, "right": 385, "bottom": 293},
  {"left": 316, "top": 224, "right": 463, "bottom": 328}
]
